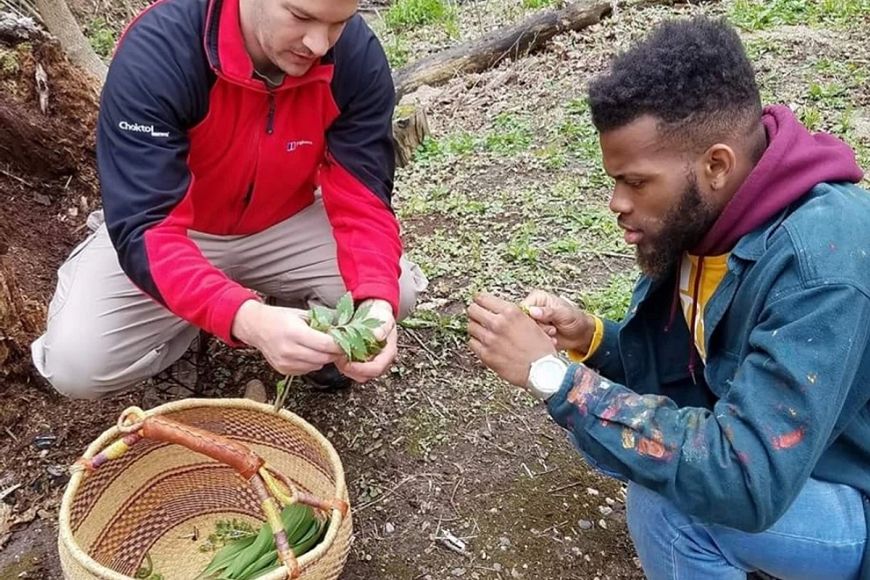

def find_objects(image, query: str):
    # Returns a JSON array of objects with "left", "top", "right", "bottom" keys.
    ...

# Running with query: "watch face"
[{"left": 531, "top": 357, "right": 567, "bottom": 397}]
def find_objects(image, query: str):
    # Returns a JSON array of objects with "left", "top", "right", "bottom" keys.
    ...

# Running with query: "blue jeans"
[{"left": 626, "top": 479, "right": 866, "bottom": 580}]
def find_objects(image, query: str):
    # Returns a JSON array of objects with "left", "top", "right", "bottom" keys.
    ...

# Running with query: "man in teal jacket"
[{"left": 468, "top": 16, "right": 868, "bottom": 579}]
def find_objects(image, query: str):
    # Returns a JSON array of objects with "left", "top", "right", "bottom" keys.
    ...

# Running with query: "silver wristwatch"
[{"left": 527, "top": 354, "right": 568, "bottom": 401}]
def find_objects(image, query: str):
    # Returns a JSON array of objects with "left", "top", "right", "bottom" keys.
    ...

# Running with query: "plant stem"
[{"left": 273, "top": 375, "right": 294, "bottom": 412}]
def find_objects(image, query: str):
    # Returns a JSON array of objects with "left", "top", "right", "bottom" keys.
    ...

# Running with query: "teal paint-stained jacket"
[{"left": 548, "top": 180, "right": 870, "bottom": 576}]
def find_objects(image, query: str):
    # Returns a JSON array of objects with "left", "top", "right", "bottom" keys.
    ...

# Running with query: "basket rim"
[{"left": 58, "top": 397, "right": 349, "bottom": 580}]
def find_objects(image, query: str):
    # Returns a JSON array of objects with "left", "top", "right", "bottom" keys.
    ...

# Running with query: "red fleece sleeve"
[
  {"left": 319, "top": 156, "right": 402, "bottom": 313},
  {"left": 145, "top": 220, "right": 259, "bottom": 345}
]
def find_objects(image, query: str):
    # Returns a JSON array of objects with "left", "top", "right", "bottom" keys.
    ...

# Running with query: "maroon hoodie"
[
  {"left": 678, "top": 105, "right": 863, "bottom": 379},
  {"left": 692, "top": 104, "right": 864, "bottom": 256}
]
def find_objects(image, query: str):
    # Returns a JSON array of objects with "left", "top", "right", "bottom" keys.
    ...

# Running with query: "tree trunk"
[
  {"left": 33, "top": 0, "right": 106, "bottom": 85},
  {"left": 393, "top": 104, "right": 431, "bottom": 168}
]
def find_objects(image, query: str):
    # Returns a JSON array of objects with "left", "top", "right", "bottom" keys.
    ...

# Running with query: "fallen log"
[{"left": 392, "top": 0, "right": 700, "bottom": 100}]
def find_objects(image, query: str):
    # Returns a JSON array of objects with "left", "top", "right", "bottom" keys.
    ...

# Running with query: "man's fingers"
[
  {"left": 300, "top": 326, "right": 345, "bottom": 354},
  {"left": 468, "top": 337, "right": 484, "bottom": 359},
  {"left": 467, "top": 302, "right": 498, "bottom": 328},
  {"left": 339, "top": 336, "right": 397, "bottom": 382},
  {"left": 472, "top": 292, "right": 513, "bottom": 314},
  {"left": 520, "top": 289, "right": 552, "bottom": 307},
  {"left": 527, "top": 305, "right": 553, "bottom": 322},
  {"left": 528, "top": 305, "right": 574, "bottom": 325},
  {"left": 372, "top": 318, "right": 396, "bottom": 342},
  {"left": 466, "top": 320, "right": 490, "bottom": 343},
  {"left": 276, "top": 346, "right": 336, "bottom": 369}
]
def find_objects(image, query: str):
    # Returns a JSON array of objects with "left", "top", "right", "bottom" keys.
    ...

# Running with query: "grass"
[
  {"left": 581, "top": 272, "right": 637, "bottom": 321},
  {"left": 0, "top": 48, "right": 19, "bottom": 78},
  {"left": 729, "top": 0, "right": 870, "bottom": 31},
  {"left": 521, "top": 0, "right": 561, "bottom": 8},
  {"left": 385, "top": 0, "right": 458, "bottom": 35},
  {"left": 86, "top": 17, "right": 117, "bottom": 59},
  {"left": 383, "top": 35, "right": 412, "bottom": 68},
  {"left": 483, "top": 113, "right": 535, "bottom": 154},
  {"left": 409, "top": 112, "right": 534, "bottom": 166}
]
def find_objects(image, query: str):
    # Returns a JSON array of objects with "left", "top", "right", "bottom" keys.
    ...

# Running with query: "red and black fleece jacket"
[{"left": 97, "top": 0, "right": 401, "bottom": 345}]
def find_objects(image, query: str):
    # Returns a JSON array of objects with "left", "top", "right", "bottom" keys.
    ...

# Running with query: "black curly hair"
[{"left": 588, "top": 16, "right": 761, "bottom": 150}]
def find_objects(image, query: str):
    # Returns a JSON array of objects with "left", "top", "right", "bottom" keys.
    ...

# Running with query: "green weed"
[
  {"left": 0, "top": 49, "right": 19, "bottom": 77},
  {"left": 412, "top": 132, "right": 478, "bottom": 166},
  {"left": 484, "top": 113, "right": 534, "bottom": 154},
  {"left": 86, "top": 17, "right": 117, "bottom": 59},
  {"left": 522, "top": 0, "right": 560, "bottom": 8},
  {"left": 384, "top": 35, "right": 412, "bottom": 68},
  {"left": 581, "top": 272, "right": 637, "bottom": 321},
  {"left": 504, "top": 223, "right": 541, "bottom": 265},
  {"left": 385, "top": 0, "right": 457, "bottom": 33},
  {"left": 729, "top": 0, "right": 870, "bottom": 31}
]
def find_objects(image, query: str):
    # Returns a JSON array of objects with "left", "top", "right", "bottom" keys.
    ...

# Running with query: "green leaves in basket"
[
  {"left": 199, "top": 503, "right": 326, "bottom": 580},
  {"left": 134, "top": 553, "right": 164, "bottom": 579}
]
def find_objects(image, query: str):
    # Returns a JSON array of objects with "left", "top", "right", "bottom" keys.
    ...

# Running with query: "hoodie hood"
[{"left": 692, "top": 104, "right": 864, "bottom": 256}]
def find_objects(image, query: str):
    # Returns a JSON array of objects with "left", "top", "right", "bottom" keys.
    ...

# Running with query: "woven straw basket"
[{"left": 58, "top": 398, "right": 352, "bottom": 580}]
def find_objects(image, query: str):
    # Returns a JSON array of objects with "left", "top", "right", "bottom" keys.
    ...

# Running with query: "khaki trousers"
[{"left": 31, "top": 199, "right": 427, "bottom": 399}]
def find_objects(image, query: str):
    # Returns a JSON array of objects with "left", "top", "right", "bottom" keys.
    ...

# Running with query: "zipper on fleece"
[{"left": 265, "top": 91, "right": 276, "bottom": 135}]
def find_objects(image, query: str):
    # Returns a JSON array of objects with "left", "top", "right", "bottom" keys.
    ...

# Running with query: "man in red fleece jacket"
[{"left": 31, "top": 0, "right": 427, "bottom": 398}]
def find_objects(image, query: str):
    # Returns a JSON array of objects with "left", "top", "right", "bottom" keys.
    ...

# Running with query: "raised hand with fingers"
[
  {"left": 521, "top": 290, "right": 598, "bottom": 357},
  {"left": 467, "top": 292, "right": 556, "bottom": 387}
]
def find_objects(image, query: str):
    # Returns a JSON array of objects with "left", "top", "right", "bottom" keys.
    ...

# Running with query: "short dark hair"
[{"left": 588, "top": 16, "right": 761, "bottom": 150}]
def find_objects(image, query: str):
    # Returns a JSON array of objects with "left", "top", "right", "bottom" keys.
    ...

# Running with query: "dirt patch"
[{"left": 0, "top": 39, "right": 100, "bottom": 302}]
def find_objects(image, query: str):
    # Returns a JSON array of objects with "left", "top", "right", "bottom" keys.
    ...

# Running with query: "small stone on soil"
[{"left": 577, "top": 519, "right": 593, "bottom": 530}]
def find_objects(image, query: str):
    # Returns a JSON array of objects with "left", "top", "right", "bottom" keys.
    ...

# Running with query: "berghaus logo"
[{"left": 287, "top": 140, "right": 313, "bottom": 152}]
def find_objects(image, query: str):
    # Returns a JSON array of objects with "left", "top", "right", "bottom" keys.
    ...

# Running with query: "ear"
[{"left": 702, "top": 144, "right": 736, "bottom": 191}]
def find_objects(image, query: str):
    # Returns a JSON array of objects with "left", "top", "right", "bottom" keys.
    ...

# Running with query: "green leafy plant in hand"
[
  {"left": 273, "top": 292, "right": 386, "bottom": 411},
  {"left": 309, "top": 292, "right": 386, "bottom": 363}
]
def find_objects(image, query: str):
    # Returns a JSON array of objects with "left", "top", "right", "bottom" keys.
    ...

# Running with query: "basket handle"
[{"left": 139, "top": 414, "right": 265, "bottom": 480}]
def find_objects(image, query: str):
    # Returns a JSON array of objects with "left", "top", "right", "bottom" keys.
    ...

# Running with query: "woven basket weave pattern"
[{"left": 58, "top": 399, "right": 352, "bottom": 580}]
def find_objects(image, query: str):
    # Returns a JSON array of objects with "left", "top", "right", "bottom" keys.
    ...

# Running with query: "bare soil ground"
[{"left": 1, "top": 1, "right": 868, "bottom": 579}]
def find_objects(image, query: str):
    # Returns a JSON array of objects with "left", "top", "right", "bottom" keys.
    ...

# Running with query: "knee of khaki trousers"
[
  {"left": 33, "top": 320, "right": 199, "bottom": 400},
  {"left": 32, "top": 326, "right": 122, "bottom": 400},
  {"left": 398, "top": 257, "right": 428, "bottom": 321},
  {"left": 31, "top": 219, "right": 198, "bottom": 400}
]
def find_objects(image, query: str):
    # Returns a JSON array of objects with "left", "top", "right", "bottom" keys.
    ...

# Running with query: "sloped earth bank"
[{"left": 2, "top": 1, "right": 869, "bottom": 579}]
